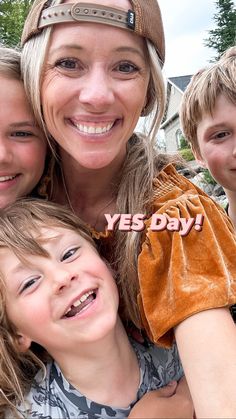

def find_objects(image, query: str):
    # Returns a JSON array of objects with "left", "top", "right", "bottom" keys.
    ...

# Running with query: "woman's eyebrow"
[
  {"left": 113, "top": 46, "right": 145, "bottom": 58},
  {"left": 48, "top": 44, "right": 83, "bottom": 56},
  {"left": 48, "top": 44, "right": 144, "bottom": 58}
]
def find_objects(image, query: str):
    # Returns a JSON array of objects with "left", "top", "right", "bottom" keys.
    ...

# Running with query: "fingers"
[
  {"left": 153, "top": 380, "right": 178, "bottom": 398},
  {"left": 175, "top": 377, "right": 192, "bottom": 397}
]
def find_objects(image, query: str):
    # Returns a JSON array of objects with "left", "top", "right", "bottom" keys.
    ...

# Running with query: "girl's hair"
[
  {"left": 21, "top": 1, "right": 179, "bottom": 326},
  {"left": 0, "top": 46, "right": 21, "bottom": 80},
  {"left": 0, "top": 198, "right": 95, "bottom": 418},
  {"left": 180, "top": 46, "right": 236, "bottom": 155}
]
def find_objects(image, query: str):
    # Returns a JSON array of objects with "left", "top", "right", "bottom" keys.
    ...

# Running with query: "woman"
[{"left": 21, "top": 0, "right": 236, "bottom": 417}]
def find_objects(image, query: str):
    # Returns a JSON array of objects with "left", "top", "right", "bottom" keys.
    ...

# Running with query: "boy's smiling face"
[
  {"left": 0, "top": 226, "right": 119, "bottom": 360},
  {"left": 196, "top": 94, "right": 236, "bottom": 192}
]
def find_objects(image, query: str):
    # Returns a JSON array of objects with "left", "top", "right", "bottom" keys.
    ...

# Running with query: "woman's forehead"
[{"left": 48, "top": 18, "right": 146, "bottom": 54}]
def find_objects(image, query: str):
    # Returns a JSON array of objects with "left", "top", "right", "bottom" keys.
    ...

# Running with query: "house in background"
[{"left": 160, "top": 75, "right": 192, "bottom": 153}]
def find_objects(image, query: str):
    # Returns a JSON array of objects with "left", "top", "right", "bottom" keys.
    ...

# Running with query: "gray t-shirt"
[{"left": 15, "top": 340, "right": 183, "bottom": 419}]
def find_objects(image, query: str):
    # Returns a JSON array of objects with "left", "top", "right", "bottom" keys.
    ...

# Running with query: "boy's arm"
[
  {"left": 128, "top": 377, "right": 194, "bottom": 419},
  {"left": 175, "top": 308, "right": 236, "bottom": 418}
]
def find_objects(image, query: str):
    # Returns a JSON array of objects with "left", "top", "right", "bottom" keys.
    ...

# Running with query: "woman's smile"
[{"left": 67, "top": 116, "right": 120, "bottom": 139}]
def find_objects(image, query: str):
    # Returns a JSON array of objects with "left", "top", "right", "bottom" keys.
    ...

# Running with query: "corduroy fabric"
[{"left": 21, "top": 0, "right": 165, "bottom": 65}]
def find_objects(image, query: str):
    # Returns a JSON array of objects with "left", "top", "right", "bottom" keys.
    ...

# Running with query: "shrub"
[{"left": 179, "top": 148, "right": 195, "bottom": 161}]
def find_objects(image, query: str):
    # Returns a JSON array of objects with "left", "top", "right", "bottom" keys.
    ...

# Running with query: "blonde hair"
[
  {"left": 0, "top": 198, "right": 95, "bottom": 418},
  {"left": 0, "top": 46, "right": 21, "bottom": 80},
  {"left": 180, "top": 46, "right": 236, "bottom": 155},
  {"left": 21, "top": 1, "right": 176, "bottom": 326}
]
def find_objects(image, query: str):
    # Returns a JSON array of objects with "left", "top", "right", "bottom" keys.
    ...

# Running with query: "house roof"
[
  {"left": 161, "top": 75, "right": 192, "bottom": 127},
  {"left": 169, "top": 75, "right": 192, "bottom": 92}
]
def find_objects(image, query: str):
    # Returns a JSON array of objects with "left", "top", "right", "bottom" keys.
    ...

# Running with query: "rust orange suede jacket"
[
  {"left": 90, "top": 164, "right": 236, "bottom": 347},
  {"left": 137, "top": 165, "right": 236, "bottom": 347}
]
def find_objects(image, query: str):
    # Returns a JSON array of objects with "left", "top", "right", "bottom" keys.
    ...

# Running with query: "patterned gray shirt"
[{"left": 15, "top": 340, "right": 183, "bottom": 419}]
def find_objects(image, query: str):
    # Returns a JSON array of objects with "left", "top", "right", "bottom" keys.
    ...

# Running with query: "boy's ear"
[{"left": 15, "top": 333, "right": 32, "bottom": 353}]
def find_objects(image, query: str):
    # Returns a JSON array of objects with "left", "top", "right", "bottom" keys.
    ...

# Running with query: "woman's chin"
[{"left": 74, "top": 151, "right": 122, "bottom": 171}]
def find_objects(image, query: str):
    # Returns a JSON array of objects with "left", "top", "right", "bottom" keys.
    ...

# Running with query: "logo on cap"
[{"left": 127, "top": 10, "right": 135, "bottom": 30}]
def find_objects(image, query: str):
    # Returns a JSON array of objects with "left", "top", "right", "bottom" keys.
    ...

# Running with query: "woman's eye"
[
  {"left": 20, "top": 277, "right": 40, "bottom": 293},
  {"left": 115, "top": 62, "right": 139, "bottom": 74},
  {"left": 55, "top": 58, "right": 81, "bottom": 70},
  {"left": 61, "top": 247, "right": 80, "bottom": 262}
]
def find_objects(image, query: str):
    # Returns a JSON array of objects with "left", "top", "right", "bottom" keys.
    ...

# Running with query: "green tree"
[
  {"left": 205, "top": 0, "right": 236, "bottom": 60},
  {"left": 0, "top": 0, "right": 33, "bottom": 47}
]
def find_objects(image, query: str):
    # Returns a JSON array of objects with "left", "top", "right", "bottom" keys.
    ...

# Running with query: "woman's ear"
[{"left": 15, "top": 333, "right": 32, "bottom": 353}]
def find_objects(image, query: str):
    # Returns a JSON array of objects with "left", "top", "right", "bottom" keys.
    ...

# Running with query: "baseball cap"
[{"left": 21, "top": 0, "right": 165, "bottom": 65}]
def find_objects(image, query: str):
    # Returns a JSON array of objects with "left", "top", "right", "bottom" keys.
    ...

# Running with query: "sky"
[{"left": 158, "top": 0, "right": 218, "bottom": 78}]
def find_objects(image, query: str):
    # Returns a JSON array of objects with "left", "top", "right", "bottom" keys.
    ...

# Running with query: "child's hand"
[{"left": 128, "top": 377, "right": 194, "bottom": 418}]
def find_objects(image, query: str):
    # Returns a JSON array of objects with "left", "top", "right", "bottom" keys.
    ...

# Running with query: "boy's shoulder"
[
  {"left": 13, "top": 362, "right": 71, "bottom": 419},
  {"left": 14, "top": 361, "right": 132, "bottom": 419}
]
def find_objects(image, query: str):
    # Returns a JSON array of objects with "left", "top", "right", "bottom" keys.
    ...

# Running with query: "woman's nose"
[{"left": 79, "top": 68, "right": 115, "bottom": 110}]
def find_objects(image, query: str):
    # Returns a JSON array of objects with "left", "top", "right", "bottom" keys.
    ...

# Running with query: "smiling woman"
[{"left": 19, "top": 1, "right": 236, "bottom": 417}]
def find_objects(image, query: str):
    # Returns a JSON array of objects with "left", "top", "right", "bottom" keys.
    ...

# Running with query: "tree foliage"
[
  {"left": 205, "top": 0, "right": 236, "bottom": 60},
  {"left": 0, "top": 0, "right": 33, "bottom": 47}
]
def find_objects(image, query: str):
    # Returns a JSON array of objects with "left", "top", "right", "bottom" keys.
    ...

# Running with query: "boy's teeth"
[{"left": 65, "top": 290, "right": 94, "bottom": 313}]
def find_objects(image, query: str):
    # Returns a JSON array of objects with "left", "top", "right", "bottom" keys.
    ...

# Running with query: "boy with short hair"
[{"left": 180, "top": 46, "right": 236, "bottom": 226}]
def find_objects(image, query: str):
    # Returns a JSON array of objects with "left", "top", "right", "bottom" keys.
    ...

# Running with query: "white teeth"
[
  {"left": 65, "top": 290, "right": 95, "bottom": 315},
  {"left": 0, "top": 175, "right": 16, "bottom": 182},
  {"left": 76, "top": 123, "right": 113, "bottom": 134}
]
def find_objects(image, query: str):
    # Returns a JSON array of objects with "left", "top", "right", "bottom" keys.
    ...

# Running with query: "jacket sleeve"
[{"left": 138, "top": 193, "right": 236, "bottom": 347}]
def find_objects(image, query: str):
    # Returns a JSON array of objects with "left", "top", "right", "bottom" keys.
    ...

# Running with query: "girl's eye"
[
  {"left": 11, "top": 131, "right": 34, "bottom": 138},
  {"left": 115, "top": 62, "right": 139, "bottom": 74},
  {"left": 55, "top": 58, "right": 82, "bottom": 70},
  {"left": 61, "top": 247, "right": 80, "bottom": 262},
  {"left": 20, "top": 277, "right": 40, "bottom": 293}
]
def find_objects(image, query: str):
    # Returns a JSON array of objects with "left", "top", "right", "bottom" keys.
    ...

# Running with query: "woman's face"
[{"left": 41, "top": 1, "right": 150, "bottom": 170}]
